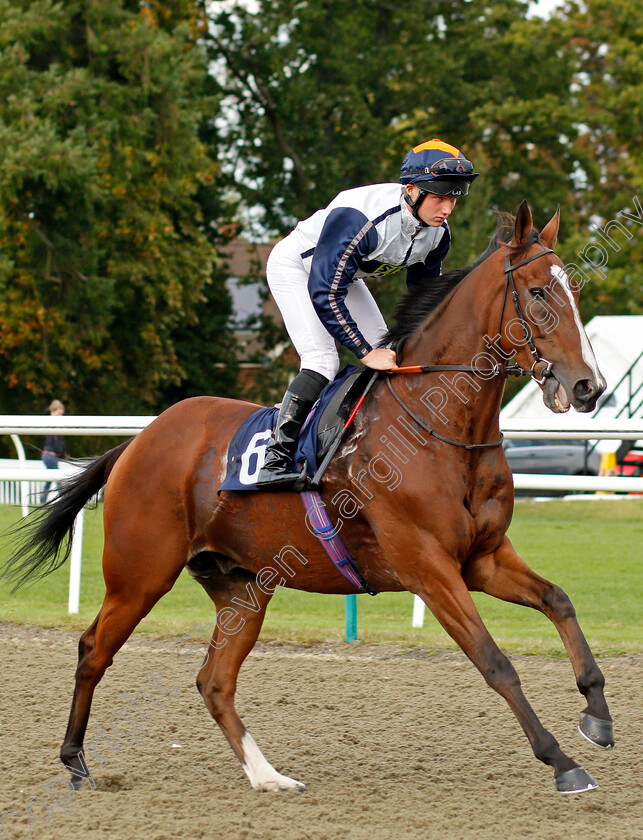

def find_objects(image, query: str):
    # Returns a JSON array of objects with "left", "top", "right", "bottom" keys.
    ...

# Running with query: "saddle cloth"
[{"left": 220, "top": 365, "right": 370, "bottom": 492}]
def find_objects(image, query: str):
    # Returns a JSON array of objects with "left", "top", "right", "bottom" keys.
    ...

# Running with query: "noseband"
[{"left": 387, "top": 245, "right": 556, "bottom": 450}]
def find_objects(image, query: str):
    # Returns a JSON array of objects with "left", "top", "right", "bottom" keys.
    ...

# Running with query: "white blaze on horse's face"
[
  {"left": 549, "top": 265, "right": 603, "bottom": 385},
  {"left": 240, "top": 731, "right": 306, "bottom": 792}
]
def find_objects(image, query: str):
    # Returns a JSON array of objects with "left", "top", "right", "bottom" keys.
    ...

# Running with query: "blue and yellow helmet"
[{"left": 400, "top": 139, "right": 479, "bottom": 197}]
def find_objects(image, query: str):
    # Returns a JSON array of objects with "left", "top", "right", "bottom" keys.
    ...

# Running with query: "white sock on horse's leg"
[{"left": 240, "top": 731, "right": 306, "bottom": 792}]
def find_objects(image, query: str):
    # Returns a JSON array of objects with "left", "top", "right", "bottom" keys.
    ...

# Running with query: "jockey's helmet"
[{"left": 400, "top": 139, "right": 479, "bottom": 198}]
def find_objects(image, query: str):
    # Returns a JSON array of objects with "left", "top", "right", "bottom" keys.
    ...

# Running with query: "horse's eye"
[{"left": 530, "top": 287, "right": 546, "bottom": 299}]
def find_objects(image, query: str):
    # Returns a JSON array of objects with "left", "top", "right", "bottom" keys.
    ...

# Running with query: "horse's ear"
[
  {"left": 513, "top": 200, "right": 533, "bottom": 245},
  {"left": 540, "top": 204, "right": 560, "bottom": 249}
]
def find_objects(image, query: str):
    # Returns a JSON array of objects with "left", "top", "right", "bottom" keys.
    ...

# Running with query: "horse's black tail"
[{"left": 1, "top": 439, "right": 133, "bottom": 591}]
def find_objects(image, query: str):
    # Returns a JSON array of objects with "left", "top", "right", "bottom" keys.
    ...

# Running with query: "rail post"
[
  {"left": 345, "top": 594, "right": 357, "bottom": 642},
  {"left": 68, "top": 508, "right": 85, "bottom": 614}
]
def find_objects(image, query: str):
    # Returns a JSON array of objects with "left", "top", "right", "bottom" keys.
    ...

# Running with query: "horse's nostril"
[{"left": 573, "top": 379, "right": 597, "bottom": 402}]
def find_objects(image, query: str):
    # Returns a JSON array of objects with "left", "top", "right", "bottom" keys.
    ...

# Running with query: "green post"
[{"left": 345, "top": 594, "right": 357, "bottom": 642}]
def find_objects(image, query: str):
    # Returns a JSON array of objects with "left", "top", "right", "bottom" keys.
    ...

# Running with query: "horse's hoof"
[
  {"left": 61, "top": 749, "right": 95, "bottom": 790},
  {"left": 579, "top": 712, "right": 614, "bottom": 749},
  {"left": 255, "top": 776, "right": 306, "bottom": 793},
  {"left": 555, "top": 766, "right": 598, "bottom": 794}
]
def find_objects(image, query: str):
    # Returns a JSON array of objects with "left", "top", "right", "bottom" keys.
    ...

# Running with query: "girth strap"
[{"left": 301, "top": 490, "right": 378, "bottom": 595}]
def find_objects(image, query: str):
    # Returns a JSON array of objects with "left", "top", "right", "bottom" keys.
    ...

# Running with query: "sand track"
[{"left": 0, "top": 623, "right": 640, "bottom": 840}]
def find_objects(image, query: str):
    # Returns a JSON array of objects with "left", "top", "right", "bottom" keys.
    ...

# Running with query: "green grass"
[{"left": 0, "top": 498, "right": 641, "bottom": 655}]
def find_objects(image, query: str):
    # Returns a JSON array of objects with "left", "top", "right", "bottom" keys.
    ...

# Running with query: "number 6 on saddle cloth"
[{"left": 220, "top": 365, "right": 375, "bottom": 492}]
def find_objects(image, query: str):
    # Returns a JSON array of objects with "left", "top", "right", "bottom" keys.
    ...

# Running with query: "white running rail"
[{"left": 1, "top": 415, "right": 642, "bottom": 619}]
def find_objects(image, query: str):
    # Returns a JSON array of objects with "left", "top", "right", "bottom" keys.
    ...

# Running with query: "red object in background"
[{"left": 618, "top": 450, "right": 643, "bottom": 477}]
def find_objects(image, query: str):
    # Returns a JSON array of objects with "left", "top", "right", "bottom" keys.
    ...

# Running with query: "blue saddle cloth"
[{"left": 220, "top": 366, "right": 360, "bottom": 492}]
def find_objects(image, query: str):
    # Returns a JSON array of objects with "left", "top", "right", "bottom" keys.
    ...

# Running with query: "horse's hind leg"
[
  {"left": 464, "top": 536, "right": 614, "bottom": 749},
  {"left": 60, "top": 541, "right": 184, "bottom": 787},
  {"left": 189, "top": 561, "right": 305, "bottom": 792}
]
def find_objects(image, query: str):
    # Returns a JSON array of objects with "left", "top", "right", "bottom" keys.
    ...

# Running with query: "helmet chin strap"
[{"left": 404, "top": 189, "right": 429, "bottom": 225}]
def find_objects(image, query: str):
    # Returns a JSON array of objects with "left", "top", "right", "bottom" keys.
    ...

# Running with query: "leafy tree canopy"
[
  {"left": 0, "top": 0, "right": 234, "bottom": 420},
  {"left": 209, "top": 0, "right": 643, "bottom": 327},
  {"left": 3, "top": 0, "right": 641, "bottom": 428}
]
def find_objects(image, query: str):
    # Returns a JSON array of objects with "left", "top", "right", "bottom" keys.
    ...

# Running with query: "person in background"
[{"left": 40, "top": 399, "right": 65, "bottom": 504}]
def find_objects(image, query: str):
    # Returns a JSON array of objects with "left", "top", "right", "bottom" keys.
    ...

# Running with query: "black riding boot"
[{"left": 256, "top": 369, "right": 328, "bottom": 490}]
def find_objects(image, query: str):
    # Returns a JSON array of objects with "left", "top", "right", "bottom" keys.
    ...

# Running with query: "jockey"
[{"left": 256, "top": 138, "right": 479, "bottom": 489}]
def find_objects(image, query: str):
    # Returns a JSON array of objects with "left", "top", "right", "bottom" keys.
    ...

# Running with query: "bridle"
[
  {"left": 500, "top": 245, "right": 555, "bottom": 385},
  {"left": 386, "top": 244, "right": 556, "bottom": 450}
]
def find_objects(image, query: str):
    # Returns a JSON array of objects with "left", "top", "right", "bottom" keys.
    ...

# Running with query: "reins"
[
  {"left": 385, "top": 376, "right": 503, "bottom": 450},
  {"left": 386, "top": 245, "right": 556, "bottom": 451}
]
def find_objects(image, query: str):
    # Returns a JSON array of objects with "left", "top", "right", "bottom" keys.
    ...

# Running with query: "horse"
[{"left": 4, "top": 201, "right": 614, "bottom": 795}]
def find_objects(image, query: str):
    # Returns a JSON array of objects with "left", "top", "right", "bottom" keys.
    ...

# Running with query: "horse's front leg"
[
  {"left": 385, "top": 534, "right": 598, "bottom": 793},
  {"left": 463, "top": 536, "right": 614, "bottom": 749}
]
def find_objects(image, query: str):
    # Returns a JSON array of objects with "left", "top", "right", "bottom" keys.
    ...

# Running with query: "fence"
[
  {"left": 409, "top": 416, "right": 643, "bottom": 630},
  {"left": 0, "top": 461, "right": 85, "bottom": 506},
  {"left": 0, "top": 416, "right": 154, "bottom": 614},
  {"left": 0, "top": 467, "right": 41, "bottom": 506},
  {"left": 1, "top": 415, "right": 643, "bottom": 626}
]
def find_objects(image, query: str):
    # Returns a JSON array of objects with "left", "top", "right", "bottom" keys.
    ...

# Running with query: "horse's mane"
[{"left": 381, "top": 213, "right": 540, "bottom": 352}]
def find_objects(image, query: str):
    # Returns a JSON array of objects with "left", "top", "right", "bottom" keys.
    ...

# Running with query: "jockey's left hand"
[{"left": 361, "top": 348, "right": 399, "bottom": 371}]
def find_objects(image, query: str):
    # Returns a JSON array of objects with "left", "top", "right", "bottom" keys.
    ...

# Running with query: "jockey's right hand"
[{"left": 361, "top": 348, "right": 399, "bottom": 371}]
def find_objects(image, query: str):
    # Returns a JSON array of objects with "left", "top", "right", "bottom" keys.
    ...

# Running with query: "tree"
[
  {"left": 208, "top": 0, "right": 643, "bottom": 367},
  {"left": 206, "top": 0, "right": 582, "bottom": 399},
  {"left": 207, "top": 1, "right": 579, "bottom": 240},
  {"left": 552, "top": 0, "right": 643, "bottom": 322},
  {"left": 0, "top": 0, "right": 235, "bottom": 426}
]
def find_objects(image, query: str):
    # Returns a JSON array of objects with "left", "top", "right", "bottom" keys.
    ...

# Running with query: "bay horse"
[{"left": 4, "top": 202, "right": 614, "bottom": 795}]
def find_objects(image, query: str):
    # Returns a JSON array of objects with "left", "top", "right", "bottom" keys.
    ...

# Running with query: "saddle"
[
  {"left": 313, "top": 366, "right": 373, "bottom": 462},
  {"left": 220, "top": 366, "right": 375, "bottom": 493}
]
